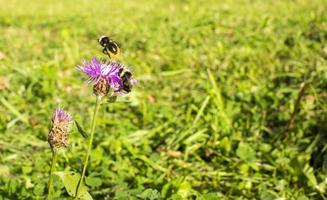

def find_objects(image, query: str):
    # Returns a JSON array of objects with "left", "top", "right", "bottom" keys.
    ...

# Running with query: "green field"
[{"left": 0, "top": 0, "right": 327, "bottom": 199}]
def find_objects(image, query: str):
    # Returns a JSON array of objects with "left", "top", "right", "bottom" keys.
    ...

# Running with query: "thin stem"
[
  {"left": 286, "top": 81, "right": 310, "bottom": 130},
  {"left": 75, "top": 96, "right": 101, "bottom": 197},
  {"left": 47, "top": 150, "right": 58, "bottom": 200}
]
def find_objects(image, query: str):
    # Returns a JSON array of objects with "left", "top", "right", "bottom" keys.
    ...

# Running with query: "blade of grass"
[
  {"left": 0, "top": 98, "right": 28, "bottom": 124},
  {"left": 286, "top": 81, "right": 310, "bottom": 130},
  {"left": 207, "top": 69, "right": 232, "bottom": 129},
  {"left": 192, "top": 96, "right": 210, "bottom": 127}
]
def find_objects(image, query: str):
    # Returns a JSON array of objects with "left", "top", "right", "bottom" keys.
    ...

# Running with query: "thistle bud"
[
  {"left": 93, "top": 78, "right": 110, "bottom": 97},
  {"left": 48, "top": 108, "right": 72, "bottom": 150}
]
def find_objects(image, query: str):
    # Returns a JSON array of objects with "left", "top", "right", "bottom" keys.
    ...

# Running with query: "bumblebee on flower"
[{"left": 78, "top": 58, "right": 136, "bottom": 98}]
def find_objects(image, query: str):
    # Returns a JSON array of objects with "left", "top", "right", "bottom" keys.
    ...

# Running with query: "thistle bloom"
[
  {"left": 48, "top": 108, "right": 72, "bottom": 150},
  {"left": 78, "top": 58, "right": 136, "bottom": 97},
  {"left": 75, "top": 58, "right": 136, "bottom": 197}
]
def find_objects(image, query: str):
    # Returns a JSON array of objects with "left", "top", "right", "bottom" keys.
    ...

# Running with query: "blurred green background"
[{"left": 0, "top": 0, "right": 326, "bottom": 199}]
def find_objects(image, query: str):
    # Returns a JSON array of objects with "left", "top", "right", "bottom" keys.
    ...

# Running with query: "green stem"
[
  {"left": 47, "top": 150, "right": 58, "bottom": 200},
  {"left": 75, "top": 96, "right": 101, "bottom": 197}
]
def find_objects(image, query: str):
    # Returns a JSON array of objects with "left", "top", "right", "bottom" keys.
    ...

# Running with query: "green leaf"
[
  {"left": 75, "top": 120, "right": 88, "bottom": 138},
  {"left": 22, "top": 166, "right": 32, "bottom": 174},
  {"left": 55, "top": 171, "right": 93, "bottom": 200},
  {"left": 198, "top": 193, "right": 222, "bottom": 200},
  {"left": 303, "top": 164, "right": 318, "bottom": 187},
  {"left": 177, "top": 181, "right": 196, "bottom": 198},
  {"left": 137, "top": 188, "right": 160, "bottom": 200},
  {"left": 236, "top": 142, "right": 256, "bottom": 163},
  {"left": 161, "top": 182, "right": 172, "bottom": 199},
  {"left": 33, "top": 182, "right": 45, "bottom": 196},
  {"left": 85, "top": 176, "right": 102, "bottom": 188},
  {"left": 220, "top": 137, "right": 231, "bottom": 153}
]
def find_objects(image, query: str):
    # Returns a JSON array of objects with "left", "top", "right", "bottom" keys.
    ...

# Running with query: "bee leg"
[{"left": 103, "top": 48, "right": 111, "bottom": 59}]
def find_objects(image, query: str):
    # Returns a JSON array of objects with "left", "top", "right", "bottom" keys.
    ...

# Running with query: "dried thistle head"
[{"left": 48, "top": 108, "right": 72, "bottom": 151}]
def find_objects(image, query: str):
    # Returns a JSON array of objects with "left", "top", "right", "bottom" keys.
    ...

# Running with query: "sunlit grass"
[{"left": 0, "top": 0, "right": 326, "bottom": 199}]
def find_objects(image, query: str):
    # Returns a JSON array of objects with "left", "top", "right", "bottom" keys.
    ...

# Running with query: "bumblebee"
[
  {"left": 98, "top": 35, "right": 120, "bottom": 59},
  {"left": 118, "top": 68, "right": 133, "bottom": 93}
]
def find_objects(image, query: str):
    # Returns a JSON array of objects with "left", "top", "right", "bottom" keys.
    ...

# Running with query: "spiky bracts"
[{"left": 48, "top": 108, "right": 72, "bottom": 150}]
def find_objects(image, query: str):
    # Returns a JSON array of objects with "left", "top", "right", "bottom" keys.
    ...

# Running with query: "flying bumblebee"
[
  {"left": 118, "top": 67, "right": 133, "bottom": 93},
  {"left": 98, "top": 35, "right": 120, "bottom": 59}
]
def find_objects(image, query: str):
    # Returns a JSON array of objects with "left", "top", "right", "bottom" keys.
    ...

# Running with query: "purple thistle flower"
[
  {"left": 52, "top": 108, "right": 73, "bottom": 125},
  {"left": 48, "top": 108, "right": 72, "bottom": 150},
  {"left": 78, "top": 58, "right": 108, "bottom": 84},
  {"left": 78, "top": 58, "right": 136, "bottom": 97}
]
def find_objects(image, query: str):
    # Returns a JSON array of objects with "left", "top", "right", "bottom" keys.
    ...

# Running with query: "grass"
[{"left": 0, "top": 0, "right": 326, "bottom": 199}]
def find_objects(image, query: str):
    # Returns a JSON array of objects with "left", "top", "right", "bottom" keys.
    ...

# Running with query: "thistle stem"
[
  {"left": 75, "top": 96, "right": 101, "bottom": 197},
  {"left": 47, "top": 150, "right": 58, "bottom": 200}
]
